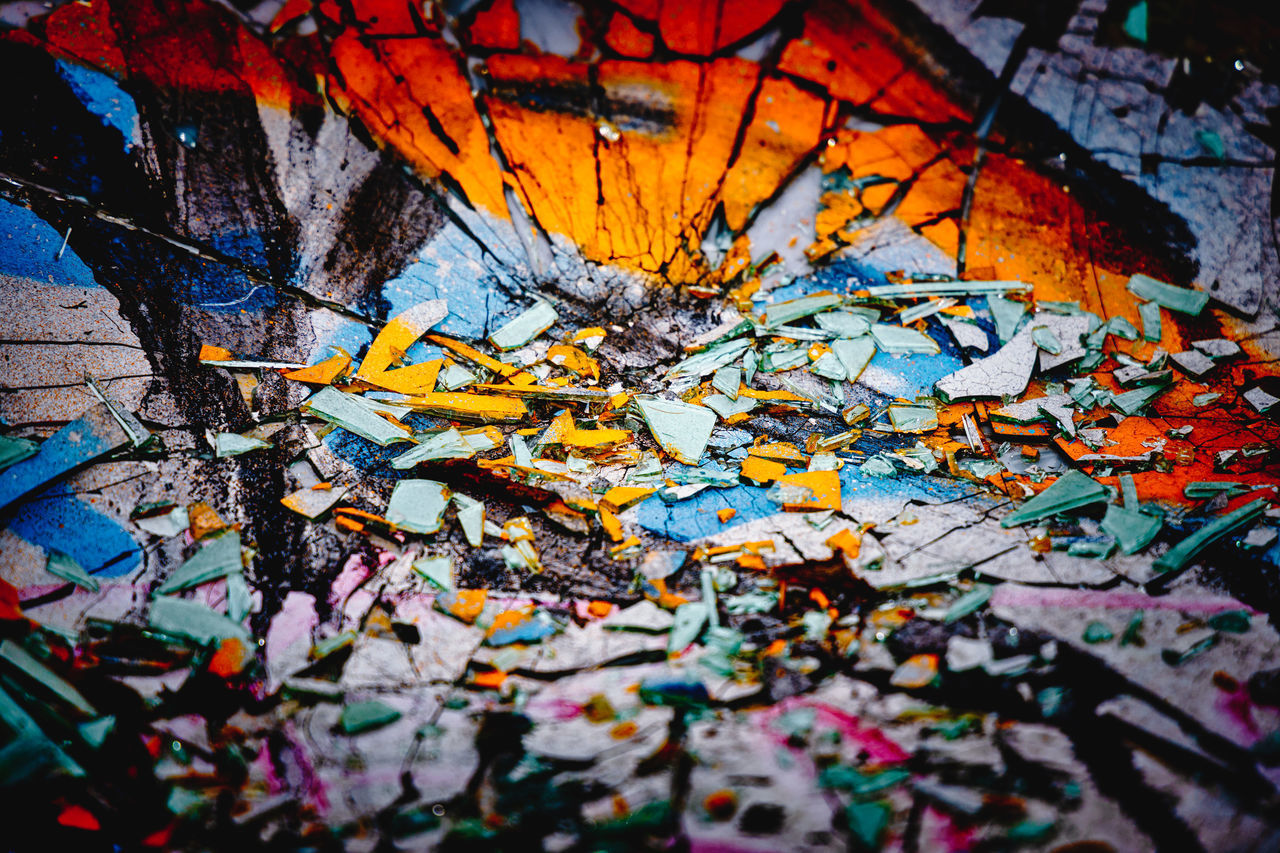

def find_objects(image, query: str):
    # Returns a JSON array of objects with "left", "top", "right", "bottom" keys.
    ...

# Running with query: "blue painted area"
[
  {"left": 638, "top": 463, "right": 976, "bottom": 543},
  {"left": 0, "top": 199, "right": 97, "bottom": 287},
  {"left": 380, "top": 218, "right": 521, "bottom": 339},
  {"left": 167, "top": 251, "right": 277, "bottom": 313},
  {"left": 861, "top": 347, "right": 963, "bottom": 399},
  {"left": 55, "top": 60, "right": 138, "bottom": 151},
  {"left": 9, "top": 484, "right": 142, "bottom": 577},
  {"left": 637, "top": 483, "right": 778, "bottom": 542}
]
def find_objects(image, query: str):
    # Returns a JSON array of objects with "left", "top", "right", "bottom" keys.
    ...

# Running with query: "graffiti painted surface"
[{"left": 1, "top": 0, "right": 1279, "bottom": 848}]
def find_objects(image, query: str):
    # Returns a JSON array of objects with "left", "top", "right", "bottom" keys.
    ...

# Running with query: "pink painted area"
[
  {"left": 1214, "top": 687, "right": 1262, "bottom": 743},
  {"left": 523, "top": 697, "right": 583, "bottom": 721},
  {"left": 924, "top": 804, "right": 975, "bottom": 852},
  {"left": 757, "top": 696, "right": 910, "bottom": 764},
  {"left": 991, "top": 585, "right": 1257, "bottom": 615},
  {"left": 328, "top": 552, "right": 372, "bottom": 606}
]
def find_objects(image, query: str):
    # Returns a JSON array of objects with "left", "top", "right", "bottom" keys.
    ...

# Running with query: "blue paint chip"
[
  {"left": 9, "top": 484, "right": 142, "bottom": 578},
  {"left": 0, "top": 199, "right": 98, "bottom": 288}
]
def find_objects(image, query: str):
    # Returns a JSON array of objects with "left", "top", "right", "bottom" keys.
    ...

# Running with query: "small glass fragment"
[
  {"left": 890, "top": 653, "right": 938, "bottom": 688},
  {"left": 149, "top": 597, "right": 250, "bottom": 646},
  {"left": 303, "top": 387, "right": 413, "bottom": 445},
  {"left": 156, "top": 530, "right": 242, "bottom": 594},
  {"left": 386, "top": 480, "right": 451, "bottom": 534},
  {"left": 213, "top": 432, "right": 271, "bottom": 457},
  {"left": 1101, "top": 504, "right": 1161, "bottom": 555},
  {"left": 887, "top": 405, "right": 938, "bottom": 433},
  {"left": 488, "top": 301, "right": 558, "bottom": 351},
  {"left": 870, "top": 324, "right": 939, "bottom": 354},
  {"left": 1169, "top": 349, "right": 1216, "bottom": 377},
  {"left": 412, "top": 555, "right": 452, "bottom": 590},
  {"left": 634, "top": 396, "right": 716, "bottom": 465},
  {"left": 1161, "top": 628, "right": 1217, "bottom": 665},
  {"left": 1126, "top": 273, "right": 1209, "bottom": 315},
  {"left": 1154, "top": 498, "right": 1270, "bottom": 574},
  {"left": 339, "top": 700, "right": 401, "bottom": 734},
  {"left": 45, "top": 550, "right": 99, "bottom": 592},
  {"left": 1001, "top": 471, "right": 1107, "bottom": 527}
]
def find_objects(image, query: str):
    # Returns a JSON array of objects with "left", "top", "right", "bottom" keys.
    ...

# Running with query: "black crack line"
[{"left": 0, "top": 173, "right": 384, "bottom": 331}]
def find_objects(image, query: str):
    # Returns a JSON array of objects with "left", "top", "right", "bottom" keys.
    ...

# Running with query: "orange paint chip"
[
  {"left": 748, "top": 441, "right": 808, "bottom": 463},
  {"left": 740, "top": 455, "right": 786, "bottom": 484},
  {"left": 198, "top": 344, "right": 234, "bottom": 362},
  {"left": 547, "top": 343, "right": 600, "bottom": 380},
  {"left": 444, "top": 589, "right": 488, "bottom": 623},
  {"left": 736, "top": 553, "right": 765, "bottom": 570},
  {"left": 601, "top": 486, "right": 656, "bottom": 512},
  {"left": 187, "top": 502, "right": 226, "bottom": 540},
  {"left": 425, "top": 334, "right": 521, "bottom": 378},
  {"left": 825, "top": 527, "right": 861, "bottom": 558},
  {"left": 282, "top": 349, "right": 352, "bottom": 385},
  {"left": 600, "top": 505, "right": 624, "bottom": 542},
  {"left": 209, "top": 637, "right": 253, "bottom": 677},
  {"left": 474, "top": 670, "right": 507, "bottom": 689},
  {"left": 779, "top": 470, "right": 841, "bottom": 511},
  {"left": 402, "top": 391, "right": 528, "bottom": 423},
  {"left": 587, "top": 600, "right": 614, "bottom": 619},
  {"left": 0, "top": 577, "right": 24, "bottom": 621},
  {"left": 717, "top": 508, "right": 736, "bottom": 523},
  {"left": 364, "top": 358, "right": 442, "bottom": 395}
]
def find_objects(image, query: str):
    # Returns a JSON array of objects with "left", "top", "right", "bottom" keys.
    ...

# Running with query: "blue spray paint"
[
  {"left": 0, "top": 199, "right": 97, "bottom": 287},
  {"left": 9, "top": 484, "right": 142, "bottom": 578},
  {"left": 55, "top": 60, "right": 139, "bottom": 151}
]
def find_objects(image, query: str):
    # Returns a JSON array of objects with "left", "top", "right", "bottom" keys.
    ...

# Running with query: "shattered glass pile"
[{"left": 1, "top": 0, "right": 1279, "bottom": 849}]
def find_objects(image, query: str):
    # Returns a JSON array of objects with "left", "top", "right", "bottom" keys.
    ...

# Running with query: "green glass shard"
[
  {"left": 1123, "top": 0, "right": 1147, "bottom": 42},
  {"left": 412, "top": 555, "right": 453, "bottom": 590},
  {"left": 1106, "top": 317, "right": 1139, "bottom": 341},
  {"left": 1101, "top": 504, "right": 1161, "bottom": 555},
  {"left": 386, "top": 479, "right": 450, "bottom": 534},
  {"left": 860, "top": 455, "right": 898, "bottom": 478},
  {"left": 1126, "top": 273, "right": 1208, "bottom": 315},
  {"left": 1082, "top": 622, "right": 1113, "bottom": 643},
  {"left": 668, "top": 601, "right": 709, "bottom": 653},
  {"left": 760, "top": 346, "right": 809, "bottom": 372},
  {"left": 453, "top": 495, "right": 485, "bottom": 546},
  {"left": 1031, "top": 326, "right": 1062, "bottom": 355},
  {"left": 132, "top": 502, "right": 189, "bottom": 537},
  {"left": 313, "top": 631, "right": 356, "bottom": 659},
  {"left": 510, "top": 433, "right": 533, "bottom": 468},
  {"left": 987, "top": 295, "right": 1028, "bottom": 343},
  {"left": 1170, "top": 349, "right": 1216, "bottom": 377},
  {"left": 438, "top": 362, "right": 477, "bottom": 391},
  {"left": 0, "top": 434, "right": 38, "bottom": 472},
  {"left": 157, "top": 530, "right": 242, "bottom": 594},
  {"left": 1161, "top": 629, "right": 1216, "bottom": 665},
  {"left": 865, "top": 280, "right": 1029, "bottom": 299},
  {"left": 887, "top": 405, "right": 938, "bottom": 433},
  {"left": 742, "top": 349, "right": 759, "bottom": 385},
  {"left": 1067, "top": 538, "right": 1116, "bottom": 558},
  {"left": 635, "top": 397, "right": 716, "bottom": 465},
  {"left": 1207, "top": 610, "right": 1251, "bottom": 633},
  {"left": 1154, "top": 498, "right": 1270, "bottom": 574},
  {"left": 0, "top": 640, "right": 96, "bottom": 716},
  {"left": 149, "top": 597, "right": 250, "bottom": 646},
  {"left": 1138, "top": 302, "right": 1162, "bottom": 342},
  {"left": 0, "top": 685, "right": 83, "bottom": 783},
  {"left": 898, "top": 299, "right": 952, "bottom": 325},
  {"left": 712, "top": 366, "right": 741, "bottom": 399},
  {"left": 1111, "top": 383, "right": 1169, "bottom": 415},
  {"left": 831, "top": 337, "right": 875, "bottom": 381},
  {"left": 1184, "top": 481, "right": 1247, "bottom": 499},
  {"left": 391, "top": 428, "right": 474, "bottom": 469},
  {"left": 666, "top": 340, "right": 752, "bottom": 380},
  {"left": 1120, "top": 612, "right": 1144, "bottom": 646},
  {"left": 943, "top": 584, "right": 993, "bottom": 623},
  {"left": 488, "top": 301, "right": 558, "bottom": 351},
  {"left": 1119, "top": 474, "right": 1138, "bottom": 509},
  {"left": 809, "top": 350, "right": 847, "bottom": 381},
  {"left": 814, "top": 311, "right": 872, "bottom": 337},
  {"left": 845, "top": 800, "right": 891, "bottom": 849},
  {"left": 213, "top": 432, "right": 271, "bottom": 457},
  {"left": 1001, "top": 470, "right": 1107, "bottom": 527},
  {"left": 703, "top": 394, "right": 757, "bottom": 419},
  {"left": 762, "top": 293, "right": 842, "bottom": 328},
  {"left": 1192, "top": 392, "right": 1221, "bottom": 407},
  {"left": 78, "top": 716, "right": 115, "bottom": 749},
  {"left": 871, "top": 324, "right": 939, "bottom": 354},
  {"left": 225, "top": 571, "right": 252, "bottom": 622},
  {"left": 339, "top": 700, "right": 401, "bottom": 734},
  {"left": 303, "top": 386, "right": 413, "bottom": 446},
  {"left": 45, "top": 549, "right": 99, "bottom": 592}
]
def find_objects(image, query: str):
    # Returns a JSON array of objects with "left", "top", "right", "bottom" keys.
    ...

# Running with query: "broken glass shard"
[
  {"left": 386, "top": 480, "right": 450, "bottom": 534},
  {"left": 987, "top": 295, "right": 1027, "bottom": 343},
  {"left": 762, "top": 293, "right": 842, "bottom": 328},
  {"left": 1154, "top": 498, "right": 1270, "bottom": 575},
  {"left": 635, "top": 397, "right": 716, "bottom": 465},
  {"left": 0, "top": 435, "right": 37, "bottom": 472},
  {"left": 870, "top": 324, "right": 939, "bottom": 354},
  {"left": 45, "top": 550, "right": 99, "bottom": 592},
  {"left": 453, "top": 495, "right": 485, "bottom": 546},
  {"left": 303, "top": 387, "right": 413, "bottom": 446},
  {"left": 0, "top": 403, "right": 134, "bottom": 511},
  {"left": 1126, "top": 273, "right": 1209, "bottom": 315},
  {"left": 1169, "top": 349, "right": 1216, "bottom": 377},
  {"left": 391, "top": 428, "right": 474, "bottom": 469},
  {"left": 149, "top": 597, "right": 250, "bottom": 646},
  {"left": 488, "top": 301, "right": 558, "bottom": 351},
  {"left": 214, "top": 432, "right": 271, "bottom": 457},
  {"left": 156, "top": 530, "right": 242, "bottom": 594},
  {"left": 1001, "top": 470, "right": 1107, "bottom": 527},
  {"left": 412, "top": 555, "right": 453, "bottom": 590},
  {"left": 339, "top": 700, "right": 401, "bottom": 734},
  {"left": 1138, "top": 302, "right": 1162, "bottom": 342},
  {"left": 712, "top": 366, "right": 741, "bottom": 399}
]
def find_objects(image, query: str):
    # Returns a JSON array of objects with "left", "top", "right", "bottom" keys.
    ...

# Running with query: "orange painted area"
[
  {"left": 485, "top": 54, "right": 762, "bottom": 282},
  {"left": 779, "top": 469, "right": 841, "bottom": 511},
  {"left": 469, "top": 0, "right": 522, "bottom": 50},
  {"left": 604, "top": 12, "right": 655, "bottom": 58},
  {"left": 613, "top": 0, "right": 786, "bottom": 56},
  {"left": 327, "top": 34, "right": 508, "bottom": 216}
]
